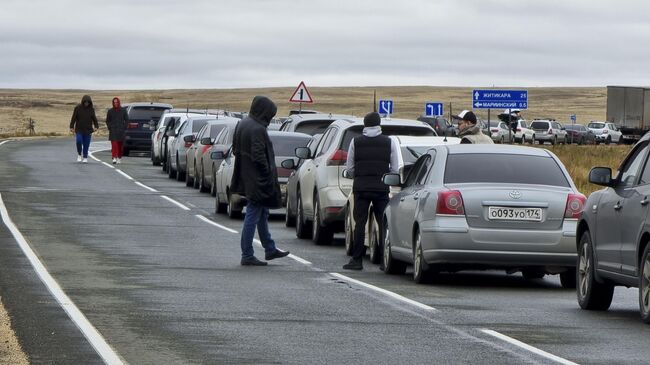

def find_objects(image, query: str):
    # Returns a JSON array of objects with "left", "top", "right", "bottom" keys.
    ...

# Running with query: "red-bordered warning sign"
[{"left": 289, "top": 81, "right": 314, "bottom": 103}]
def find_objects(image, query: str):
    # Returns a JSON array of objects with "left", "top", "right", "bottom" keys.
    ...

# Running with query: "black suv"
[{"left": 123, "top": 102, "right": 173, "bottom": 156}]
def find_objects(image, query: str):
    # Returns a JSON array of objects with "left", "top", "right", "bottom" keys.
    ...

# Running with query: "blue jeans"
[
  {"left": 75, "top": 133, "right": 92, "bottom": 158},
  {"left": 241, "top": 201, "right": 277, "bottom": 259}
]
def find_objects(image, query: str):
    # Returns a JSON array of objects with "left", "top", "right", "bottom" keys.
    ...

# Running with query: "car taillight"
[
  {"left": 127, "top": 123, "right": 139, "bottom": 129},
  {"left": 491, "top": 128, "right": 499, "bottom": 133},
  {"left": 436, "top": 190, "right": 465, "bottom": 215},
  {"left": 564, "top": 193, "right": 586, "bottom": 219},
  {"left": 327, "top": 149, "right": 348, "bottom": 166}
]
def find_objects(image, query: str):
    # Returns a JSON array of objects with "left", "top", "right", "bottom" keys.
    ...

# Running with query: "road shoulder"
[{"left": 0, "top": 296, "right": 29, "bottom": 365}]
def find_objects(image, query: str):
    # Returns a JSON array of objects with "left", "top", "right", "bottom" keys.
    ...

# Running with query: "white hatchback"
[{"left": 587, "top": 121, "right": 623, "bottom": 144}]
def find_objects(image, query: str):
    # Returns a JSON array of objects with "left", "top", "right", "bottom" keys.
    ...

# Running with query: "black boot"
[{"left": 343, "top": 258, "right": 363, "bottom": 270}]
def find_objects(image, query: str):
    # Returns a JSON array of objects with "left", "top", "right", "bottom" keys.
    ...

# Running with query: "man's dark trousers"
[{"left": 352, "top": 191, "right": 389, "bottom": 260}]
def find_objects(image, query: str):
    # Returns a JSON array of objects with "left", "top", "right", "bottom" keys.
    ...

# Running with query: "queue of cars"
[{"left": 136, "top": 105, "right": 648, "bottom": 323}]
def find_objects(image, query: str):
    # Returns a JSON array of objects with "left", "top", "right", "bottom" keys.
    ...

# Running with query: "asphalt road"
[{"left": 1, "top": 138, "right": 649, "bottom": 364}]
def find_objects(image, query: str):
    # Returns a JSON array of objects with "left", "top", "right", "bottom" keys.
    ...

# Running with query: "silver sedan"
[{"left": 381, "top": 144, "right": 585, "bottom": 285}]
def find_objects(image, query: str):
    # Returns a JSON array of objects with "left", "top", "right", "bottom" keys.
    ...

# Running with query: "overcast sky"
[{"left": 1, "top": 0, "right": 649, "bottom": 89}]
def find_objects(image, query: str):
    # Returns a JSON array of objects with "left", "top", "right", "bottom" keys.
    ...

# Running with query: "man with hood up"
[
  {"left": 69, "top": 95, "right": 99, "bottom": 163},
  {"left": 231, "top": 96, "right": 290, "bottom": 266},
  {"left": 105, "top": 97, "right": 129, "bottom": 164}
]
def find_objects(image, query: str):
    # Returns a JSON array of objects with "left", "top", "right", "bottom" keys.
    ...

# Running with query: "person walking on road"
[
  {"left": 453, "top": 110, "right": 494, "bottom": 144},
  {"left": 343, "top": 112, "right": 402, "bottom": 271},
  {"left": 69, "top": 95, "right": 99, "bottom": 163},
  {"left": 106, "top": 97, "right": 129, "bottom": 164},
  {"left": 231, "top": 96, "right": 290, "bottom": 266}
]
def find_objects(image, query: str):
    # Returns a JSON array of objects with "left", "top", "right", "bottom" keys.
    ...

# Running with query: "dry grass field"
[{"left": 0, "top": 86, "right": 628, "bottom": 195}]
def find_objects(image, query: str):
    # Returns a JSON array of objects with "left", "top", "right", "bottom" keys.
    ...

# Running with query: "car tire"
[
  {"left": 312, "top": 195, "right": 333, "bottom": 245},
  {"left": 176, "top": 158, "right": 185, "bottom": 182},
  {"left": 185, "top": 164, "right": 194, "bottom": 187},
  {"left": 413, "top": 229, "right": 433, "bottom": 284},
  {"left": 151, "top": 146, "right": 161, "bottom": 166},
  {"left": 295, "top": 191, "right": 312, "bottom": 239},
  {"left": 522, "top": 269, "right": 545, "bottom": 280},
  {"left": 199, "top": 165, "right": 209, "bottom": 193},
  {"left": 383, "top": 220, "right": 406, "bottom": 275},
  {"left": 577, "top": 231, "right": 614, "bottom": 310},
  {"left": 605, "top": 136, "right": 611, "bottom": 145},
  {"left": 344, "top": 205, "right": 353, "bottom": 256},
  {"left": 639, "top": 244, "right": 650, "bottom": 323},
  {"left": 560, "top": 268, "right": 577, "bottom": 288},
  {"left": 285, "top": 196, "right": 296, "bottom": 227},
  {"left": 551, "top": 136, "right": 557, "bottom": 146},
  {"left": 227, "top": 192, "right": 242, "bottom": 219},
  {"left": 529, "top": 135, "right": 535, "bottom": 145},
  {"left": 500, "top": 136, "right": 504, "bottom": 144},
  {"left": 519, "top": 136, "right": 524, "bottom": 145},
  {"left": 368, "top": 217, "right": 382, "bottom": 264},
  {"left": 168, "top": 156, "right": 176, "bottom": 179},
  {"left": 215, "top": 177, "right": 227, "bottom": 214}
]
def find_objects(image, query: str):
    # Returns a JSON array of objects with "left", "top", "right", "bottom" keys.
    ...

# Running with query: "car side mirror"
[
  {"left": 589, "top": 167, "right": 613, "bottom": 186},
  {"left": 342, "top": 169, "right": 352, "bottom": 179},
  {"left": 200, "top": 137, "right": 213, "bottom": 145},
  {"left": 383, "top": 173, "right": 401, "bottom": 186},
  {"left": 211, "top": 151, "right": 225, "bottom": 160},
  {"left": 281, "top": 159, "right": 296, "bottom": 169},
  {"left": 295, "top": 147, "right": 312, "bottom": 159},
  {"left": 183, "top": 135, "right": 195, "bottom": 143}
]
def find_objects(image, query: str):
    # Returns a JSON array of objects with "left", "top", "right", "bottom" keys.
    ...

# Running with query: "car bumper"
[
  {"left": 319, "top": 186, "right": 347, "bottom": 225},
  {"left": 594, "top": 135, "right": 608, "bottom": 141},
  {"left": 418, "top": 216, "right": 578, "bottom": 266},
  {"left": 534, "top": 134, "right": 555, "bottom": 142},
  {"left": 124, "top": 136, "right": 152, "bottom": 150}
]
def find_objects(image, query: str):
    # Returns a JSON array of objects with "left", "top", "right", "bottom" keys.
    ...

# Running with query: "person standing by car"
[
  {"left": 105, "top": 97, "right": 129, "bottom": 164},
  {"left": 69, "top": 95, "right": 99, "bottom": 163},
  {"left": 454, "top": 110, "right": 494, "bottom": 144},
  {"left": 343, "top": 112, "right": 402, "bottom": 271},
  {"left": 231, "top": 96, "right": 290, "bottom": 266}
]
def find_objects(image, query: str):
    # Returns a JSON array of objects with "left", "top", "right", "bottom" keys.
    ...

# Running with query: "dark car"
[
  {"left": 417, "top": 115, "right": 456, "bottom": 136},
  {"left": 123, "top": 102, "right": 173, "bottom": 156},
  {"left": 564, "top": 124, "right": 596, "bottom": 145},
  {"left": 578, "top": 133, "right": 650, "bottom": 323}
]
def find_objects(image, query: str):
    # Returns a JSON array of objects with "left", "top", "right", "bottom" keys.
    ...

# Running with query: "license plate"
[
  {"left": 142, "top": 123, "right": 150, "bottom": 129},
  {"left": 488, "top": 207, "right": 542, "bottom": 221}
]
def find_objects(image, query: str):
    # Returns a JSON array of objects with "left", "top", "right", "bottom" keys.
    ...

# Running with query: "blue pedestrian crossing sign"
[
  {"left": 425, "top": 102, "right": 444, "bottom": 117},
  {"left": 472, "top": 89, "right": 528, "bottom": 109},
  {"left": 378, "top": 100, "right": 393, "bottom": 115}
]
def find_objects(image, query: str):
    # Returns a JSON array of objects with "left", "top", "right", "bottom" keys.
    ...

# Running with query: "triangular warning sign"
[{"left": 289, "top": 81, "right": 314, "bottom": 103}]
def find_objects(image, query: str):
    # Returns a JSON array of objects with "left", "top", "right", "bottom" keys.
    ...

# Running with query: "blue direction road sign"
[
  {"left": 570, "top": 114, "right": 577, "bottom": 122},
  {"left": 425, "top": 102, "right": 444, "bottom": 117},
  {"left": 472, "top": 89, "right": 528, "bottom": 109},
  {"left": 378, "top": 99, "right": 393, "bottom": 115}
]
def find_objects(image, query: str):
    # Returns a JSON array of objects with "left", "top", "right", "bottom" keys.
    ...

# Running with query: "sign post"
[{"left": 289, "top": 81, "right": 314, "bottom": 113}]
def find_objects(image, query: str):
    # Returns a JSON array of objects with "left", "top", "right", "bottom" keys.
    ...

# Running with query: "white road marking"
[
  {"left": 160, "top": 195, "right": 190, "bottom": 211},
  {"left": 0, "top": 194, "right": 124, "bottom": 365},
  {"left": 115, "top": 169, "right": 134, "bottom": 181},
  {"left": 195, "top": 215, "right": 238, "bottom": 234},
  {"left": 329, "top": 272, "right": 437, "bottom": 312},
  {"left": 0, "top": 140, "right": 9, "bottom": 147},
  {"left": 102, "top": 162, "right": 115, "bottom": 169},
  {"left": 481, "top": 329, "right": 578, "bottom": 365},
  {"left": 134, "top": 182, "right": 158, "bottom": 193},
  {"left": 287, "top": 254, "right": 312, "bottom": 265},
  {"left": 89, "top": 154, "right": 101, "bottom": 162}
]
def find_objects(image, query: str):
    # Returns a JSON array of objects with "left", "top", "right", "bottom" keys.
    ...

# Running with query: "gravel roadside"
[{"left": 0, "top": 296, "right": 28, "bottom": 364}]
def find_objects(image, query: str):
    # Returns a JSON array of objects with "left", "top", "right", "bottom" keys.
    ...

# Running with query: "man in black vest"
[{"left": 343, "top": 112, "right": 401, "bottom": 270}]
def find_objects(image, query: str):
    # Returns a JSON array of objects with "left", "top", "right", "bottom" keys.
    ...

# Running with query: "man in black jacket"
[
  {"left": 343, "top": 112, "right": 401, "bottom": 270},
  {"left": 231, "top": 96, "right": 290, "bottom": 266},
  {"left": 69, "top": 95, "right": 99, "bottom": 163}
]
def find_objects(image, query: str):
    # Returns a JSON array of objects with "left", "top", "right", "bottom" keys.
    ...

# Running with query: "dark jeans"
[
  {"left": 240, "top": 200, "right": 278, "bottom": 259},
  {"left": 75, "top": 133, "right": 92, "bottom": 158},
  {"left": 352, "top": 191, "right": 389, "bottom": 260}
]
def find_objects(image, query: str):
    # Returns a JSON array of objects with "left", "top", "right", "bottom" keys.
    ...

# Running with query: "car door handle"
[
  {"left": 614, "top": 202, "right": 622, "bottom": 210},
  {"left": 641, "top": 197, "right": 649, "bottom": 206}
]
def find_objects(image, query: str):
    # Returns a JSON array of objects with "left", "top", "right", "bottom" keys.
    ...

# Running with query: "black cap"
[
  {"left": 452, "top": 110, "right": 477, "bottom": 124},
  {"left": 363, "top": 112, "right": 381, "bottom": 127}
]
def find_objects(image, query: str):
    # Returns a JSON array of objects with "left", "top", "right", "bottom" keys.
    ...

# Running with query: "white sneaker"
[
  {"left": 116, "top": 158, "right": 122, "bottom": 164},
  {"left": 77, "top": 155, "right": 82, "bottom": 162},
  {"left": 82, "top": 158, "right": 88, "bottom": 163},
  {"left": 112, "top": 158, "right": 117, "bottom": 164}
]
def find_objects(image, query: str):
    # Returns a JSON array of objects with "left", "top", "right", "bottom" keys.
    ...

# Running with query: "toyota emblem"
[{"left": 509, "top": 190, "right": 522, "bottom": 199}]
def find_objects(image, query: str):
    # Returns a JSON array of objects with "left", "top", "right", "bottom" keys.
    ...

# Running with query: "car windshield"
[
  {"left": 444, "top": 153, "right": 570, "bottom": 187},
  {"left": 294, "top": 120, "right": 336, "bottom": 135},
  {"left": 270, "top": 135, "right": 312, "bottom": 157},
  {"left": 340, "top": 126, "right": 435, "bottom": 152},
  {"left": 129, "top": 107, "right": 169, "bottom": 120},
  {"left": 588, "top": 122, "right": 606, "bottom": 129},
  {"left": 530, "top": 121, "right": 550, "bottom": 130},
  {"left": 401, "top": 146, "right": 430, "bottom": 164}
]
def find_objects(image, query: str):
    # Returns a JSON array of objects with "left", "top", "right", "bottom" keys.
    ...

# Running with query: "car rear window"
[
  {"left": 210, "top": 124, "right": 227, "bottom": 139},
  {"left": 588, "top": 122, "right": 605, "bottom": 129},
  {"left": 294, "top": 120, "right": 336, "bottom": 135},
  {"left": 401, "top": 146, "right": 429, "bottom": 164},
  {"left": 128, "top": 107, "right": 170, "bottom": 120},
  {"left": 191, "top": 120, "right": 210, "bottom": 133},
  {"left": 270, "top": 135, "right": 312, "bottom": 157},
  {"left": 340, "top": 126, "right": 435, "bottom": 151},
  {"left": 530, "top": 121, "right": 550, "bottom": 130},
  {"left": 444, "top": 153, "right": 570, "bottom": 187}
]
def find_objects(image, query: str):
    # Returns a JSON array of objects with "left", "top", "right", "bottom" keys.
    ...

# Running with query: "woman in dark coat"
[{"left": 105, "top": 97, "right": 129, "bottom": 164}]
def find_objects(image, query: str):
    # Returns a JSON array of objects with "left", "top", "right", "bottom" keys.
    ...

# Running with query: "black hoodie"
[
  {"left": 230, "top": 96, "right": 281, "bottom": 207},
  {"left": 70, "top": 95, "right": 99, "bottom": 134}
]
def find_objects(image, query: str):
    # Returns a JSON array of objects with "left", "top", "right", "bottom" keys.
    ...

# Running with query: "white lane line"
[
  {"left": 160, "top": 195, "right": 191, "bottom": 211},
  {"left": 102, "top": 162, "right": 115, "bottom": 169},
  {"left": 481, "top": 329, "right": 578, "bottom": 365},
  {"left": 115, "top": 169, "right": 133, "bottom": 181},
  {"left": 0, "top": 194, "right": 124, "bottom": 365},
  {"left": 195, "top": 215, "right": 238, "bottom": 234},
  {"left": 287, "top": 254, "right": 312, "bottom": 265},
  {"left": 0, "top": 140, "right": 9, "bottom": 147},
  {"left": 134, "top": 182, "right": 158, "bottom": 193},
  {"left": 89, "top": 154, "right": 101, "bottom": 162},
  {"left": 330, "top": 272, "right": 437, "bottom": 312}
]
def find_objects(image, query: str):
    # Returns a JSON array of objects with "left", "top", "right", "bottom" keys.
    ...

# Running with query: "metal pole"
[{"left": 508, "top": 108, "right": 512, "bottom": 144}]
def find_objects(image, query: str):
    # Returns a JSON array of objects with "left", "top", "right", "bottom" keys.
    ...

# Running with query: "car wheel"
[
  {"left": 199, "top": 165, "right": 209, "bottom": 193},
  {"left": 413, "top": 229, "right": 433, "bottom": 284},
  {"left": 368, "top": 217, "right": 381, "bottom": 264},
  {"left": 383, "top": 221, "right": 406, "bottom": 275},
  {"left": 344, "top": 205, "right": 353, "bottom": 256},
  {"left": 176, "top": 158, "right": 185, "bottom": 182},
  {"left": 529, "top": 135, "right": 535, "bottom": 144},
  {"left": 151, "top": 146, "right": 161, "bottom": 166},
  {"left": 210, "top": 167, "right": 217, "bottom": 197},
  {"left": 312, "top": 195, "right": 333, "bottom": 245},
  {"left": 185, "top": 163, "right": 193, "bottom": 186},
  {"left": 639, "top": 244, "right": 650, "bottom": 323},
  {"left": 193, "top": 164, "right": 200, "bottom": 189},
  {"left": 522, "top": 269, "right": 545, "bottom": 280},
  {"left": 168, "top": 156, "right": 176, "bottom": 179},
  {"left": 227, "top": 192, "right": 242, "bottom": 219},
  {"left": 560, "top": 268, "right": 577, "bottom": 288},
  {"left": 285, "top": 196, "right": 296, "bottom": 227},
  {"left": 551, "top": 136, "right": 557, "bottom": 146},
  {"left": 295, "top": 191, "right": 312, "bottom": 239},
  {"left": 215, "top": 178, "right": 227, "bottom": 214},
  {"left": 605, "top": 136, "right": 611, "bottom": 145},
  {"left": 577, "top": 231, "right": 614, "bottom": 310},
  {"left": 519, "top": 136, "right": 524, "bottom": 145}
]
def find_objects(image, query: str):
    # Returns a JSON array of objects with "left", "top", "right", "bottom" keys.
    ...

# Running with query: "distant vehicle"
[
  {"left": 279, "top": 113, "right": 354, "bottom": 135},
  {"left": 186, "top": 120, "right": 234, "bottom": 191},
  {"left": 564, "top": 124, "right": 596, "bottom": 145},
  {"left": 381, "top": 144, "right": 584, "bottom": 285},
  {"left": 531, "top": 119, "right": 568, "bottom": 145},
  {"left": 153, "top": 110, "right": 212, "bottom": 167},
  {"left": 417, "top": 115, "right": 456, "bottom": 137},
  {"left": 489, "top": 121, "right": 514, "bottom": 143},
  {"left": 123, "top": 102, "right": 173, "bottom": 156},
  {"left": 204, "top": 121, "right": 240, "bottom": 203},
  {"left": 606, "top": 85, "right": 650, "bottom": 143},
  {"left": 169, "top": 116, "right": 217, "bottom": 181},
  {"left": 587, "top": 121, "right": 623, "bottom": 145},
  {"left": 579, "top": 134, "right": 650, "bottom": 322}
]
